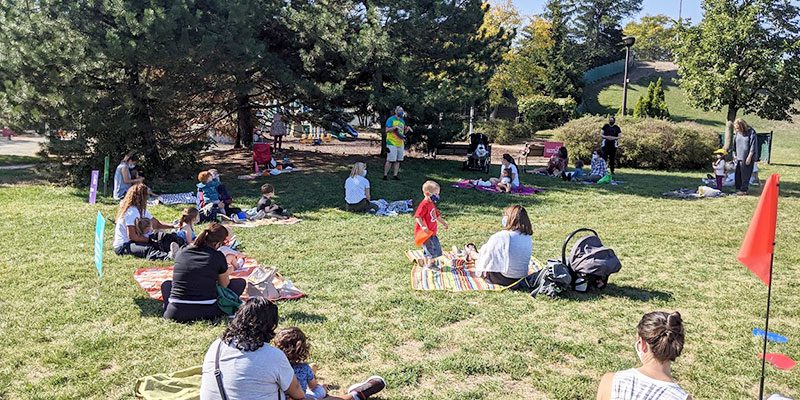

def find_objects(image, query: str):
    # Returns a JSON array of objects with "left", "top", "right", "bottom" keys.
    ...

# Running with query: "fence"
[{"left": 582, "top": 58, "right": 632, "bottom": 85}]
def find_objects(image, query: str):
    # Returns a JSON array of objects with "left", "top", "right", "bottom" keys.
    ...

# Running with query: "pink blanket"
[{"left": 451, "top": 180, "right": 544, "bottom": 196}]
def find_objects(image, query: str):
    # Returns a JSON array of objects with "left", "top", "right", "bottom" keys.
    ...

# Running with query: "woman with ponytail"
[
  {"left": 597, "top": 311, "right": 691, "bottom": 400},
  {"left": 161, "top": 223, "right": 246, "bottom": 323}
]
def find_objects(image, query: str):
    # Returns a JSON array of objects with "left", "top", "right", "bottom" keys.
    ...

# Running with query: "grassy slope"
[{"left": 1, "top": 80, "right": 800, "bottom": 398}]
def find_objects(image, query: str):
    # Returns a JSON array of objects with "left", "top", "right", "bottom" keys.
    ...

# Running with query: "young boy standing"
[{"left": 414, "top": 180, "right": 448, "bottom": 268}]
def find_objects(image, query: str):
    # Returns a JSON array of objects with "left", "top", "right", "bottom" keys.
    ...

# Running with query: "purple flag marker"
[{"left": 89, "top": 170, "right": 99, "bottom": 204}]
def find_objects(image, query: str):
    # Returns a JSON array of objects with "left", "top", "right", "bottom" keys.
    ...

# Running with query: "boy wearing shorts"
[{"left": 414, "top": 180, "right": 448, "bottom": 269}]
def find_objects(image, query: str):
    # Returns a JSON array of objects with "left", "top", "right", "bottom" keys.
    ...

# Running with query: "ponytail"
[
  {"left": 194, "top": 223, "right": 228, "bottom": 249},
  {"left": 178, "top": 207, "right": 199, "bottom": 228}
]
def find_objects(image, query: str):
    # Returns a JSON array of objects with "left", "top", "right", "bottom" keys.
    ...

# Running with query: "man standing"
[
  {"left": 600, "top": 116, "right": 621, "bottom": 175},
  {"left": 384, "top": 106, "right": 411, "bottom": 180}
]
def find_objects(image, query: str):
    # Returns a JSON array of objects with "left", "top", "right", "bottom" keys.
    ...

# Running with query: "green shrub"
[
  {"left": 476, "top": 119, "right": 532, "bottom": 145},
  {"left": 518, "top": 95, "right": 576, "bottom": 130},
  {"left": 553, "top": 115, "right": 717, "bottom": 170},
  {"left": 632, "top": 78, "right": 670, "bottom": 119}
]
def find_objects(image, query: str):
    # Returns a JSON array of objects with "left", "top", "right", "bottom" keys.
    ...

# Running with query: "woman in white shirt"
[
  {"left": 490, "top": 154, "right": 520, "bottom": 189},
  {"left": 596, "top": 311, "right": 691, "bottom": 400},
  {"left": 344, "top": 162, "right": 379, "bottom": 213},
  {"left": 468, "top": 205, "right": 533, "bottom": 288},
  {"left": 113, "top": 184, "right": 180, "bottom": 260}
]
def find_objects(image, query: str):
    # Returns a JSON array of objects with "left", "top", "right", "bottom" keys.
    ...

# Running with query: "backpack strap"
[{"left": 214, "top": 341, "right": 229, "bottom": 400}]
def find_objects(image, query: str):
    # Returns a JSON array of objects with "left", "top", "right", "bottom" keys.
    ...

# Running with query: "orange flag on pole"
[{"left": 737, "top": 174, "right": 780, "bottom": 286}]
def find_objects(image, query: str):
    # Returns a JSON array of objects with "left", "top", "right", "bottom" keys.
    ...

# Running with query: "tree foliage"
[
  {"left": 624, "top": 14, "right": 676, "bottom": 61},
  {"left": 674, "top": 0, "right": 800, "bottom": 149},
  {"left": 633, "top": 78, "right": 670, "bottom": 119},
  {"left": 570, "top": 0, "right": 643, "bottom": 67}
]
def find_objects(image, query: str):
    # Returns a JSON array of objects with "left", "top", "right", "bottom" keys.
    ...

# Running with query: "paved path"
[{"left": 0, "top": 135, "right": 47, "bottom": 156}]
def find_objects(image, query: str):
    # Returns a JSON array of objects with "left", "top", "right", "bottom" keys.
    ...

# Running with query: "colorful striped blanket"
[
  {"left": 133, "top": 257, "right": 305, "bottom": 301},
  {"left": 406, "top": 250, "right": 540, "bottom": 292}
]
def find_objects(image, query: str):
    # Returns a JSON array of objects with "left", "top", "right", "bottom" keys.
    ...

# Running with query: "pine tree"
[{"left": 570, "top": 0, "right": 643, "bottom": 67}]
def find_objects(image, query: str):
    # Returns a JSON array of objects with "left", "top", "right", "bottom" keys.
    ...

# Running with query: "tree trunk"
[
  {"left": 370, "top": 70, "right": 388, "bottom": 157},
  {"left": 236, "top": 94, "right": 254, "bottom": 149},
  {"left": 724, "top": 106, "right": 738, "bottom": 152},
  {"left": 126, "top": 65, "right": 163, "bottom": 171}
]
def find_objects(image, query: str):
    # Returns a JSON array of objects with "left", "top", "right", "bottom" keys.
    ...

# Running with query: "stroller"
[
  {"left": 463, "top": 132, "right": 491, "bottom": 173},
  {"left": 562, "top": 228, "right": 622, "bottom": 291}
]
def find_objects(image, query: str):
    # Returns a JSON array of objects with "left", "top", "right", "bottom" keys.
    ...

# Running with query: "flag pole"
[{"left": 758, "top": 251, "right": 775, "bottom": 400}]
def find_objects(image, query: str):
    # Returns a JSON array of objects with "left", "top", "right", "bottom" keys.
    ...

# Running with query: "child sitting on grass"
[
  {"left": 256, "top": 183, "right": 292, "bottom": 220},
  {"left": 562, "top": 159, "right": 586, "bottom": 182},
  {"left": 274, "top": 327, "right": 328, "bottom": 399},
  {"left": 414, "top": 180, "right": 448, "bottom": 269},
  {"left": 496, "top": 168, "right": 513, "bottom": 193},
  {"left": 175, "top": 207, "right": 199, "bottom": 245}
]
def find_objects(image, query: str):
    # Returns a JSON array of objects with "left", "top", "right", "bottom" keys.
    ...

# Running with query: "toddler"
[
  {"left": 197, "top": 170, "right": 223, "bottom": 209},
  {"left": 712, "top": 149, "right": 726, "bottom": 190},
  {"left": 255, "top": 184, "right": 291, "bottom": 220},
  {"left": 135, "top": 217, "right": 154, "bottom": 239},
  {"left": 562, "top": 159, "right": 585, "bottom": 181},
  {"left": 496, "top": 168, "right": 513, "bottom": 193},
  {"left": 414, "top": 180, "right": 448, "bottom": 269},
  {"left": 274, "top": 327, "right": 327, "bottom": 399}
]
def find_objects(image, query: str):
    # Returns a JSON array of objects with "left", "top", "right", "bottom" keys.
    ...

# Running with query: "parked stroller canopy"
[{"left": 562, "top": 228, "right": 622, "bottom": 280}]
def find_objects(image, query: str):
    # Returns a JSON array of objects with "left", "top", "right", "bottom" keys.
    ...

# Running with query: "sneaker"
[
  {"left": 393, "top": 175, "right": 400, "bottom": 180},
  {"left": 347, "top": 376, "right": 386, "bottom": 400},
  {"left": 382, "top": 175, "right": 388, "bottom": 180},
  {"left": 168, "top": 242, "right": 181, "bottom": 259}
]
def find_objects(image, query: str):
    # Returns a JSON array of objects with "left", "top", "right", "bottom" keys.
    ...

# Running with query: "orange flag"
[{"left": 737, "top": 174, "right": 780, "bottom": 286}]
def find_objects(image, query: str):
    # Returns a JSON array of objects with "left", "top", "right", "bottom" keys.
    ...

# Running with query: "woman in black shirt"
[{"left": 161, "top": 223, "right": 246, "bottom": 323}]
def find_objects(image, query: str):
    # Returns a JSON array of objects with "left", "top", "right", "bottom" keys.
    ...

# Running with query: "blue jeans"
[{"left": 422, "top": 235, "right": 442, "bottom": 259}]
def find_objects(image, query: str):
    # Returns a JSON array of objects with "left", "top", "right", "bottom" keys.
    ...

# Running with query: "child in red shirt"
[{"left": 414, "top": 180, "right": 448, "bottom": 268}]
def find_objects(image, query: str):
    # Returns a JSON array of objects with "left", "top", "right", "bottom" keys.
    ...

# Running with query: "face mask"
[
  {"left": 430, "top": 194, "right": 440, "bottom": 203},
  {"left": 592, "top": 154, "right": 598, "bottom": 160},
  {"left": 361, "top": 170, "right": 367, "bottom": 177},
  {"left": 398, "top": 111, "right": 405, "bottom": 118},
  {"left": 635, "top": 339, "right": 645, "bottom": 364},
  {"left": 128, "top": 163, "right": 136, "bottom": 169},
  {"left": 501, "top": 216, "right": 508, "bottom": 227}
]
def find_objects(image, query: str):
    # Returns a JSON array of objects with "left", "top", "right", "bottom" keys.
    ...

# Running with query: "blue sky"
[{"left": 512, "top": 0, "right": 704, "bottom": 22}]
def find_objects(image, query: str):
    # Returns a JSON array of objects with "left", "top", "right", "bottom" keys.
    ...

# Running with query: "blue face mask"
[{"left": 430, "top": 194, "right": 440, "bottom": 203}]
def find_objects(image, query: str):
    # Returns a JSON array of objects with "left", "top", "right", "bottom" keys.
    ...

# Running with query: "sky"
[{"left": 512, "top": 0, "right": 704, "bottom": 23}]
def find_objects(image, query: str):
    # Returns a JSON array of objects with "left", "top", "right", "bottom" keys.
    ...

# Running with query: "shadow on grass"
[
  {"left": 564, "top": 283, "right": 673, "bottom": 302},
  {"left": 283, "top": 311, "right": 328, "bottom": 324},
  {"left": 134, "top": 297, "right": 164, "bottom": 318}
]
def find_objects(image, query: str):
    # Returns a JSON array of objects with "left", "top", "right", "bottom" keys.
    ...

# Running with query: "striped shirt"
[{"left": 611, "top": 369, "right": 689, "bottom": 400}]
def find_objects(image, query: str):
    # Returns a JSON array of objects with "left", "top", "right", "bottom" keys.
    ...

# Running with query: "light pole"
[{"left": 621, "top": 36, "right": 636, "bottom": 115}]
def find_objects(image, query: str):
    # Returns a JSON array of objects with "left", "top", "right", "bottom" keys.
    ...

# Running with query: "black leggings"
[
  {"left": 114, "top": 233, "right": 185, "bottom": 260},
  {"left": 161, "top": 278, "right": 247, "bottom": 323},
  {"left": 485, "top": 272, "right": 533, "bottom": 291},
  {"left": 273, "top": 135, "right": 283, "bottom": 151},
  {"left": 603, "top": 145, "right": 617, "bottom": 174}
]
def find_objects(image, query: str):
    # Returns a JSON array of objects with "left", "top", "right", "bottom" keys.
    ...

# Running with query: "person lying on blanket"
[
  {"left": 465, "top": 205, "right": 534, "bottom": 289},
  {"left": 414, "top": 180, "right": 448, "bottom": 269},
  {"left": 199, "top": 298, "right": 387, "bottom": 400}
]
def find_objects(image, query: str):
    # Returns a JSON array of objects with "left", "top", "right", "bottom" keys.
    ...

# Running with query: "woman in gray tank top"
[{"left": 596, "top": 311, "right": 691, "bottom": 400}]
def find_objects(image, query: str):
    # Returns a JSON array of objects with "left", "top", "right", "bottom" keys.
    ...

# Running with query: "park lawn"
[
  {"left": 1, "top": 134, "right": 800, "bottom": 399},
  {"left": 0, "top": 154, "right": 44, "bottom": 166}
]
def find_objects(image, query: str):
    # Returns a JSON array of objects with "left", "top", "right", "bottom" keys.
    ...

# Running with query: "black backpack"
[{"left": 529, "top": 259, "right": 573, "bottom": 298}]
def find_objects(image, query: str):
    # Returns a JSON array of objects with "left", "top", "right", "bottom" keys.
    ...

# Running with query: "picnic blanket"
[
  {"left": 406, "top": 250, "right": 540, "bottom": 292},
  {"left": 147, "top": 192, "right": 198, "bottom": 206},
  {"left": 133, "top": 258, "right": 305, "bottom": 301},
  {"left": 451, "top": 180, "right": 544, "bottom": 196},
  {"left": 221, "top": 217, "right": 301, "bottom": 228},
  {"left": 663, "top": 186, "right": 725, "bottom": 199},
  {"left": 370, "top": 199, "right": 413, "bottom": 216},
  {"left": 134, "top": 366, "right": 201, "bottom": 400}
]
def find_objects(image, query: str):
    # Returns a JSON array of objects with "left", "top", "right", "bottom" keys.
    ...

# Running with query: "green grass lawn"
[
  {"left": 2, "top": 136, "right": 800, "bottom": 399},
  {"left": 0, "top": 154, "right": 44, "bottom": 166}
]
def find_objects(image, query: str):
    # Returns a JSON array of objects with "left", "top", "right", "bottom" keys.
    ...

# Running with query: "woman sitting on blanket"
[
  {"left": 200, "top": 297, "right": 387, "bottom": 400},
  {"left": 466, "top": 205, "right": 533, "bottom": 289},
  {"left": 161, "top": 223, "right": 247, "bottom": 323},
  {"left": 113, "top": 184, "right": 183, "bottom": 261},
  {"left": 489, "top": 154, "right": 520, "bottom": 190},
  {"left": 344, "top": 162, "right": 379, "bottom": 213},
  {"left": 534, "top": 146, "right": 569, "bottom": 176}
]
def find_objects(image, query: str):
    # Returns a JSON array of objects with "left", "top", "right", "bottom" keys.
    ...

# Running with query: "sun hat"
[{"left": 713, "top": 149, "right": 727, "bottom": 156}]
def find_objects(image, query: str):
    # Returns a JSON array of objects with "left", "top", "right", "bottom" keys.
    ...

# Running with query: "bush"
[
  {"left": 518, "top": 95, "right": 576, "bottom": 131},
  {"left": 553, "top": 115, "right": 718, "bottom": 170},
  {"left": 476, "top": 119, "right": 532, "bottom": 145},
  {"left": 632, "top": 78, "right": 670, "bottom": 119}
]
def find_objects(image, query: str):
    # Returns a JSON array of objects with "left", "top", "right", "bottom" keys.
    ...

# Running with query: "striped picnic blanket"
[
  {"left": 133, "top": 258, "right": 305, "bottom": 301},
  {"left": 406, "top": 250, "right": 540, "bottom": 292}
]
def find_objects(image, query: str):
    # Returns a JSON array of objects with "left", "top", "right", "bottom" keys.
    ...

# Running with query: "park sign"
[
  {"left": 89, "top": 170, "right": 99, "bottom": 204},
  {"left": 94, "top": 211, "right": 105, "bottom": 278}
]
